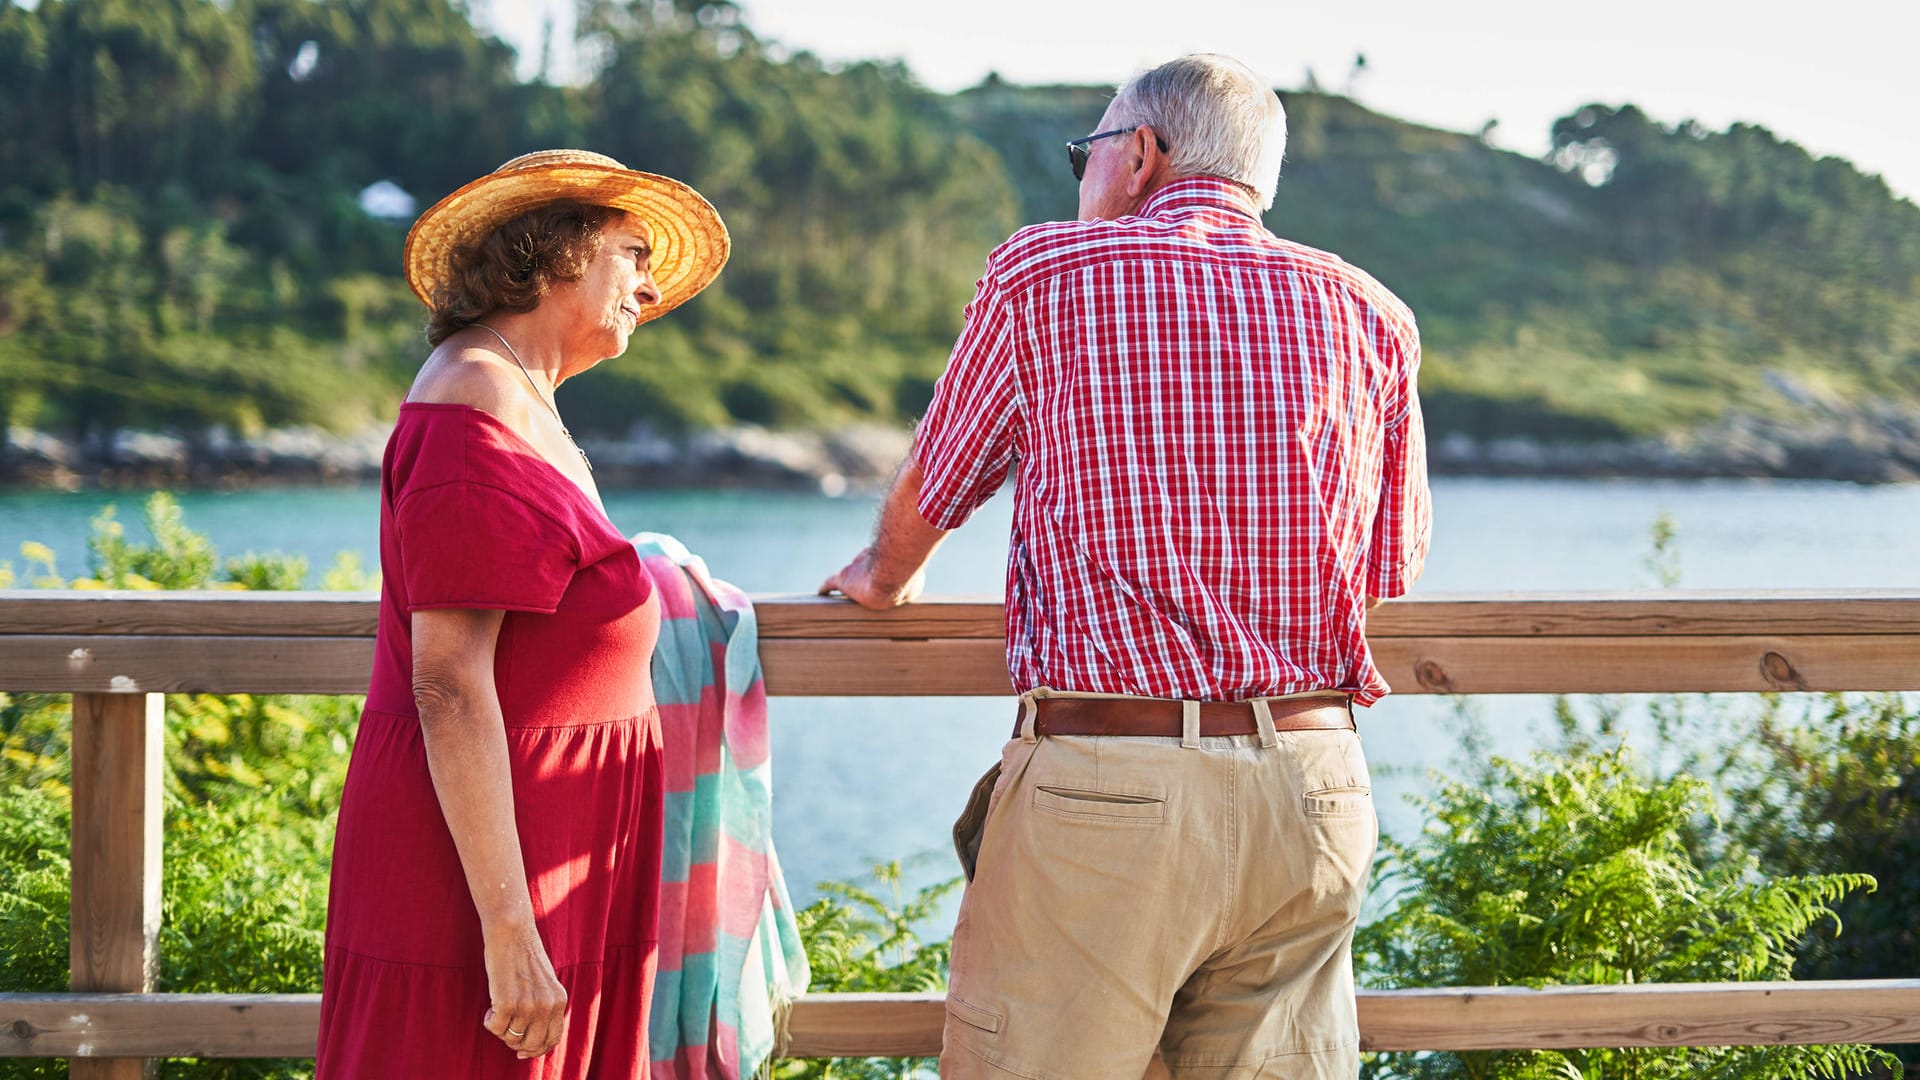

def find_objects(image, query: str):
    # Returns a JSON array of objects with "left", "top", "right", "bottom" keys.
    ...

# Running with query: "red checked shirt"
[{"left": 913, "top": 176, "right": 1430, "bottom": 706}]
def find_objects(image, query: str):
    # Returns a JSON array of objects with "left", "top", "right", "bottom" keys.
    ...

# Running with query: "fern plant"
[{"left": 775, "top": 861, "right": 961, "bottom": 1080}]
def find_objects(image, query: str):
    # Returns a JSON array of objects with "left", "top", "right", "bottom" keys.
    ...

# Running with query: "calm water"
[{"left": 5, "top": 478, "right": 1919, "bottom": 911}]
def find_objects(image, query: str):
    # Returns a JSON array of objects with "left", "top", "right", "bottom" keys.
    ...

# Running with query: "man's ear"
[{"left": 1125, "top": 124, "right": 1169, "bottom": 197}]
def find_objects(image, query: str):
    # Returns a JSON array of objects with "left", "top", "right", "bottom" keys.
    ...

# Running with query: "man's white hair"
[{"left": 1108, "top": 54, "right": 1287, "bottom": 210}]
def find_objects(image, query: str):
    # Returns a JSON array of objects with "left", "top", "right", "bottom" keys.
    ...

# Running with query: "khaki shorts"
[{"left": 941, "top": 721, "right": 1376, "bottom": 1079}]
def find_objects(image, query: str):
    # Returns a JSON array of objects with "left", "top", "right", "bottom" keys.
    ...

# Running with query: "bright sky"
[{"left": 478, "top": 0, "right": 1919, "bottom": 201}]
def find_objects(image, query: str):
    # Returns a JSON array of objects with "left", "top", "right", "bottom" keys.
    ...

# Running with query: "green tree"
[
  {"left": 568, "top": 0, "right": 1018, "bottom": 432},
  {"left": 0, "top": 0, "right": 257, "bottom": 194}
]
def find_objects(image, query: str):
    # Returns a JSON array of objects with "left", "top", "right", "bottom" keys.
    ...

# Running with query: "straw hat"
[{"left": 402, "top": 149, "right": 729, "bottom": 326}]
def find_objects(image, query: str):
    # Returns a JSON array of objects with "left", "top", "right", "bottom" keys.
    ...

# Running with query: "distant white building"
[{"left": 357, "top": 181, "right": 416, "bottom": 222}]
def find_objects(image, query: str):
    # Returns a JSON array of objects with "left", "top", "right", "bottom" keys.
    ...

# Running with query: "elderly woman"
[{"left": 317, "top": 150, "right": 727, "bottom": 1078}]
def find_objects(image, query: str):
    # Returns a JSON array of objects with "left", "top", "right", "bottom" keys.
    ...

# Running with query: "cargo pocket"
[{"left": 946, "top": 993, "right": 1004, "bottom": 1034}]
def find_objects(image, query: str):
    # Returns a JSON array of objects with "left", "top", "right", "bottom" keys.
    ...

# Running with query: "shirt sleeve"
[
  {"left": 396, "top": 480, "right": 579, "bottom": 613},
  {"left": 1366, "top": 333, "right": 1432, "bottom": 599},
  {"left": 913, "top": 270, "right": 1022, "bottom": 530}
]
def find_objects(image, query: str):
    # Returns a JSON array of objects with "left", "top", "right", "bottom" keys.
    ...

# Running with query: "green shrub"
[
  {"left": 1358, "top": 742, "right": 1899, "bottom": 1079},
  {"left": 1714, "top": 693, "right": 1920, "bottom": 1074},
  {"left": 0, "top": 495, "right": 352, "bottom": 1079}
]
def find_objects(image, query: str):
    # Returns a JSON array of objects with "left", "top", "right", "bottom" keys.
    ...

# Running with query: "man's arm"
[{"left": 819, "top": 457, "right": 950, "bottom": 609}]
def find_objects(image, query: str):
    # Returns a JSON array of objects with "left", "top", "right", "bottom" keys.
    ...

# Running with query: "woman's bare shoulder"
[{"left": 406, "top": 341, "right": 530, "bottom": 427}]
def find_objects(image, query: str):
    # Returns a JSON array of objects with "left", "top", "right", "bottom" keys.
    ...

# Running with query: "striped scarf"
[{"left": 637, "top": 534, "right": 810, "bottom": 1077}]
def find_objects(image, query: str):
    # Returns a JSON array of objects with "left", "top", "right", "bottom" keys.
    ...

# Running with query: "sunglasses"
[{"left": 1066, "top": 127, "right": 1169, "bottom": 181}]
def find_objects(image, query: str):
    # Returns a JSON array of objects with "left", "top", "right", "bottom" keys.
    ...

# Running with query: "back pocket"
[
  {"left": 1304, "top": 785, "right": 1372, "bottom": 817},
  {"left": 1034, "top": 786, "right": 1165, "bottom": 823}
]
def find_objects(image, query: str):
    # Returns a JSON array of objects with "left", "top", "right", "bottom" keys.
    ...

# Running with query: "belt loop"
[
  {"left": 1251, "top": 698, "right": 1280, "bottom": 749},
  {"left": 1180, "top": 699, "right": 1201, "bottom": 749},
  {"left": 1020, "top": 691, "right": 1040, "bottom": 743}
]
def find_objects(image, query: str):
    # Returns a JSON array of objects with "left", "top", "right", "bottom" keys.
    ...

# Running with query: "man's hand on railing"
[
  {"left": 819, "top": 545, "right": 927, "bottom": 610},
  {"left": 819, "top": 456, "right": 949, "bottom": 610}
]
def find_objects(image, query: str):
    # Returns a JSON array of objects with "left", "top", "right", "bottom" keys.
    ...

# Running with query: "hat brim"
[{"left": 403, "top": 162, "right": 729, "bottom": 327}]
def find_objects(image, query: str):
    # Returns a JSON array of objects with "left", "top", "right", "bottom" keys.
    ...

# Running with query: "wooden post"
[{"left": 69, "top": 692, "right": 164, "bottom": 1080}]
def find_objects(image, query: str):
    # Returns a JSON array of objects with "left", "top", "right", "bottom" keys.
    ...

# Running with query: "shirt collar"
[{"left": 1139, "top": 176, "right": 1264, "bottom": 221}]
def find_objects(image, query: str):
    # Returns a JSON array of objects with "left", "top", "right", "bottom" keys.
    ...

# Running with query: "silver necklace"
[{"left": 473, "top": 323, "right": 591, "bottom": 472}]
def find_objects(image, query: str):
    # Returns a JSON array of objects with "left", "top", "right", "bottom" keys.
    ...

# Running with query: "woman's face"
[{"left": 553, "top": 212, "right": 660, "bottom": 363}]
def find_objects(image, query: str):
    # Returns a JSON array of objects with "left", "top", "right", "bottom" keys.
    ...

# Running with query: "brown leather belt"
[{"left": 1017, "top": 695, "right": 1354, "bottom": 738}]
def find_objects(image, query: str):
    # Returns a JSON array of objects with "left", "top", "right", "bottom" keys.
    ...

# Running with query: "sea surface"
[{"left": 5, "top": 477, "right": 1919, "bottom": 915}]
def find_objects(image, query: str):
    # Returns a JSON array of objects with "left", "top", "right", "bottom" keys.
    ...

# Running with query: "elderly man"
[{"left": 822, "top": 53, "right": 1429, "bottom": 1078}]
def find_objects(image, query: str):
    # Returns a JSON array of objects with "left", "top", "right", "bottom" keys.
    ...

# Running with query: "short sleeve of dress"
[{"left": 396, "top": 480, "right": 579, "bottom": 613}]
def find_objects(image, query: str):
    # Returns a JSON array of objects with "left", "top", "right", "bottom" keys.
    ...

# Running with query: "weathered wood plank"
[
  {"left": 11, "top": 589, "right": 1920, "bottom": 641},
  {"left": 1357, "top": 980, "right": 1920, "bottom": 1051},
  {"left": 1373, "top": 634, "right": 1920, "bottom": 694},
  {"left": 7, "top": 633, "right": 1920, "bottom": 696},
  {"left": 69, "top": 694, "right": 164, "bottom": 997},
  {"left": 785, "top": 981, "right": 1920, "bottom": 1055},
  {"left": 1366, "top": 591, "right": 1920, "bottom": 638},
  {"left": 0, "top": 591, "right": 1014, "bottom": 641},
  {"left": 72, "top": 1057, "right": 150, "bottom": 1079},
  {"left": 9, "top": 983, "right": 1920, "bottom": 1058},
  {"left": 68, "top": 693, "right": 165, "bottom": 1080},
  {"left": 0, "top": 637, "right": 375, "bottom": 694},
  {"left": 0, "top": 994, "right": 318, "bottom": 1059},
  {"left": 754, "top": 594, "right": 1004, "bottom": 639},
  {"left": 0, "top": 592, "right": 379, "bottom": 637},
  {"left": 760, "top": 640, "right": 1015, "bottom": 696},
  {"left": 782, "top": 992, "right": 945, "bottom": 1057}
]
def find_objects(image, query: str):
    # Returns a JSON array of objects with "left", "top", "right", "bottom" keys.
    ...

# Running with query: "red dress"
[{"left": 319, "top": 403, "right": 664, "bottom": 1079}]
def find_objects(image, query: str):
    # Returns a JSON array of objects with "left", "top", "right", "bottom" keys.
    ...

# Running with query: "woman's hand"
[{"left": 481, "top": 920, "right": 568, "bottom": 1059}]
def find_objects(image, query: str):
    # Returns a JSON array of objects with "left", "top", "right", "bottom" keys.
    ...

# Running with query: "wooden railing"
[{"left": 4, "top": 588, "right": 1920, "bottom": 1074}]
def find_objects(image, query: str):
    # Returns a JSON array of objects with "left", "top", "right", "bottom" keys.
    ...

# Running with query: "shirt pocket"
[{"left": 1033, "top": 785, "right": 1166, "bottom": 824}]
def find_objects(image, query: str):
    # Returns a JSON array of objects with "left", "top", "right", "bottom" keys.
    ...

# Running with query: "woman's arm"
[{"left": 411, "top": 607, "right": 567, "bottom": 1060}]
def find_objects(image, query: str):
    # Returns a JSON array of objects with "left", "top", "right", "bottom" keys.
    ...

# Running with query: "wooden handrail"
[
  {"left": 8, "top": 982, "right": 1920, "bottom": 1058},
  {"left": 5, "top": 589, "right": 1920, "bottom": 695},
  {"left": 9, "top": 587, "right": 1920, "bottom": 637},
  {"left": 4, "top": 588, "right": 1920, "bottom": 1068}
]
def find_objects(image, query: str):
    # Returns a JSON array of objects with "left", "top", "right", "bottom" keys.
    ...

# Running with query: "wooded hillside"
[{"left": 2, "top": 0, "right": 1914, "bottom": 447}]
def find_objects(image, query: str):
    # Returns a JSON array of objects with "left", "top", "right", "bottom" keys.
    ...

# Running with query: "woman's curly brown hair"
[{"left": 426, "top": 200, "right": 624, "bottom": 346}]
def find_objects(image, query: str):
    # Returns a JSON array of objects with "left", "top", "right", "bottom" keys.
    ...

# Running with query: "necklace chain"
[{"left": 473, "top": 323, "right": 592, "bottom": 473}]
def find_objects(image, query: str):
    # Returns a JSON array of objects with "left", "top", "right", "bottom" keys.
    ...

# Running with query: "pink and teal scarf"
[{"left": 636, "top": 534, "right": 810, "bottom": 1077}]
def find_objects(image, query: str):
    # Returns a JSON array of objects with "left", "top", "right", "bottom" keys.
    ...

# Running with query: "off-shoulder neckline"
[{"left": 396, "top": 401, "right": 610, "bottom": 523}]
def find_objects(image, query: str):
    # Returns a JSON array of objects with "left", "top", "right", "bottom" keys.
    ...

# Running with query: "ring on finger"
[{"left": 506, "top": 1026, "right": 527, "bottom": 1038}]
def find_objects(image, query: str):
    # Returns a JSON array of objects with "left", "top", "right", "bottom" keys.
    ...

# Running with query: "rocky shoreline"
[
  {"left": 1430, "top": 408, "right": 1920, "bottom": 484},
  {"left": 6, "top": 408, "right": 1919, "bottom": 491},
  {"left": 0, "top": 423, "right": 921, "bottom": 493}
]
